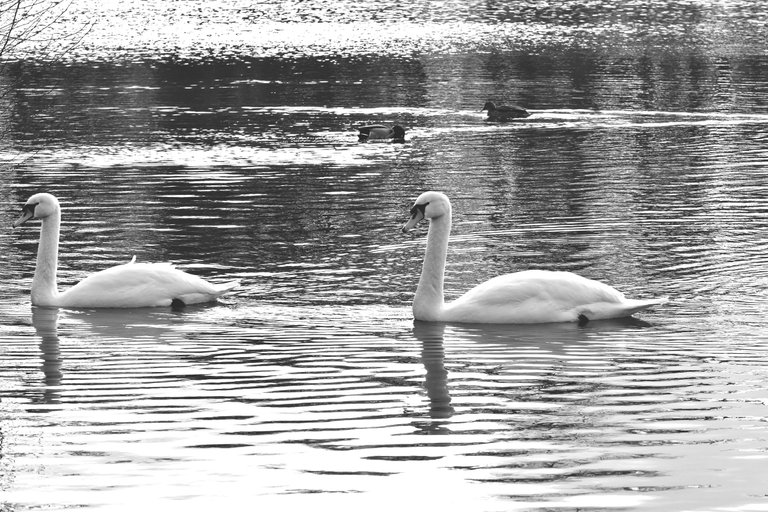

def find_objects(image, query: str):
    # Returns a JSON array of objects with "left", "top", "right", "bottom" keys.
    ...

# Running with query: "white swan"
[
  {"left": 402, "top": 191, "right": 665, "bottom": 324},
  {"left": 13, "top": 193, "right": 239, "bottom": 308}
]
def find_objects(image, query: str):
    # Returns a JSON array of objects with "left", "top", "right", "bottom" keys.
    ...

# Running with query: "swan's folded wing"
[
  {"left": 447, "top": 270, "right": 659, "bottom": 323},
  {"left": 454, "top": 271, "right": 621, "bottom": 305},
  {"left": 60, "top": 262, "right": 235, "bottom": 308},
  {"left": 446, "top": 271, "right": 580, "bottom": 323}
]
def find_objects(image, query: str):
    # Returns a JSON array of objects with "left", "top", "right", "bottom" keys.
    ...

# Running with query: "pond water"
[{"left": 1, "top": 1, "right": 768, "bottom": 510}]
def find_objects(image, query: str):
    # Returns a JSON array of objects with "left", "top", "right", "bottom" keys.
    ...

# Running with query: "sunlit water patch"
[{"left": 12, "top": 0, "right": 768, "bottom": 61}]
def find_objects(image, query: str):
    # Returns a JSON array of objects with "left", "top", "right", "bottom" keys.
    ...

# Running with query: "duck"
[
  {"left": 401, "top": 191, "right": 666, "bottom": 324},
  {"left": 357, "top": 124, "right": 406, "bottom": 143},
  {"left": 481, "top": 101, "right": 530, "bottom": 121},
  {"left": 13, "top": 192, "right": 239, "bottom": 308}
]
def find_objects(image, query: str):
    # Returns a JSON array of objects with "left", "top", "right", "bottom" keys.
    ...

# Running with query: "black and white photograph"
[{"left": 1, "top": 1, "right": 767, "bottom": 510}]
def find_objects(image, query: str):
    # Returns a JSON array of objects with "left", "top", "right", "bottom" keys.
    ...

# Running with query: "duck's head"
[
  {"left": 402, "top": 191, "right": 451, "bottom": 232},
  {"left": 481, "top": 101, "right": 496, "bottom": 112},
  {"left": 13, "top": 193, "right": 60, "bottom": 228},
  {"left": 392, "top": 125, "right": 406, "bottom": 141}
]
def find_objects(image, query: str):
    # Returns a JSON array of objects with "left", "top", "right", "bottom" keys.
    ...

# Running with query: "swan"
[
  {"left": 13, "top": 193, "right": 239, "bottom": 308},
  {"left": 357, "top": 124, "right": 406, "bottom": 143},
  {"left": 402, "top": 191, "right": 665, "bottom": 324},
  {"left": 481, "top": 101, "right": 530, "bottom": 121}
]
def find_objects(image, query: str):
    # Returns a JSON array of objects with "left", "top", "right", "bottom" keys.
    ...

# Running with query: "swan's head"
[
  {"left": 402, "top": 191, "right": 451, "bottom": 232},
  {"left": 13, "top": 193, "right": 60, "bottom": 228}
]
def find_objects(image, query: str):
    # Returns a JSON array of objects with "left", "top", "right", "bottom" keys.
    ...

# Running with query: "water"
[{"left": 2, "top": 1, "right": 768, "bottom": 510}]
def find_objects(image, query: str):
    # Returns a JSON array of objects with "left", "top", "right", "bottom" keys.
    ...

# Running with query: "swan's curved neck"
[
  {"left": 414, "top": 212, "right": 451, "bottom": 321},
  {"left": 32, "top": 210, "right": 61, "bottom": 306}
]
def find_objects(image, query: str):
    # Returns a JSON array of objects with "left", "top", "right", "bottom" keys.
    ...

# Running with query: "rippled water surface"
[{"left": 2, "top": 1, "right": 768, "bottom": 511}]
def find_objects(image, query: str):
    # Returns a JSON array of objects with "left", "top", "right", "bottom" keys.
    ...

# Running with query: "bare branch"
[{"left": 0, "top": 0, "right": 90, "bottom": 168}]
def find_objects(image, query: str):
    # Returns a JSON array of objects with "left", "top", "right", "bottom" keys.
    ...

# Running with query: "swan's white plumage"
[
  {"left": 445, "top": 270, "right": 662, "bottom": 323},
  {"left": 57, "top": 260, "right": 239, "bottom": 308},
  {"left": 403, "top": 191, "right": 665, "bottom": 324},
  {"left": 14, "top": 193, "right": 239, "bottom": 308}
]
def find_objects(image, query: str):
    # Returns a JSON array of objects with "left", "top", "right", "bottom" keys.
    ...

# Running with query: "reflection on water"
[
  {"left": 32, "top": 308, "right": 62, "bottom": 396},
  {"left": 10, "top": 303, "right": 752, "bottom": 511},
  {"left": 414, "top": 317, "right": 658, "bottom": 422},
  {"left": 1, "top": 0, "right": 768, "bottom": 510},
  {"left": 414, "top": 321, "right": 454, "bottom": 419}
]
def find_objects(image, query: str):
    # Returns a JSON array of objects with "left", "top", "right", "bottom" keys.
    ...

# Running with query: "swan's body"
[
  {"left": 14, "top": 193, "right": 238, "bottom": 308},
  {"left": 481, "top": 101, "right": 530, "bottom": 121},
  {"left": 358, "top": 124, "right": 406, "bottom": 143},
  {"left": 402, "top": 191, "right": 665, "bottom": 324}
]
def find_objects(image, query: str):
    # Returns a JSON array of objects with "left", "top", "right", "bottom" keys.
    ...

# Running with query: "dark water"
[{"left": 1, "top": 1, "right": 768, "bottom": 510}]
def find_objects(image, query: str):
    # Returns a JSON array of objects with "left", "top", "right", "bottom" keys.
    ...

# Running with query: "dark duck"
[
  {"left": 357, "top": 124, "right": 406, "bottom": 143},
  {"left": 481, "top": 101, "right": 530, "bottom": 121}
]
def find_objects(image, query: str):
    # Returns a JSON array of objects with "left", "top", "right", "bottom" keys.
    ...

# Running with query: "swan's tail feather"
[
  {"left": 618, "top": 296, "right": 669, "bottom": 317},
  {"left": 213, "top": 280, "right": 240, "bottom": 295},
  {"left": 176, "top": 281, "right": 240, "bottom": 306},
  {"left": 586, "top": 296, "right": 668, "bottom": 321}
]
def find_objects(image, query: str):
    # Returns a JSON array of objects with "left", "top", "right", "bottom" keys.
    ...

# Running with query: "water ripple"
[
  {"left": 2, "top": 2, "right": 768, "bottom": 509},
  {"left": 16, "top": 1, "right": 768, "bottom": 61}
]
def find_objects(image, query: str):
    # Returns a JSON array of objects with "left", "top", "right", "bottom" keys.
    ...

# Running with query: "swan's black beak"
[
  {"left": 13, "top": 203, "right": 36, "bottom": 228},
  {"left": 402, "top": 203, "right": 427, "bottom": 233}
]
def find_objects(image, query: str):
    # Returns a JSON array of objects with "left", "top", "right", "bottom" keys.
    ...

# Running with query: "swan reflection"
[
  {"left": 413, "top": 321, "right": 454, "bottom": 419},
  {"left": 411, "top": 317, "right": 655, "bottom": 420},
  {"left": 31, "top": 307, "right": 63, "bottom": 402},
  {"left": 446, "top": 316, "right": 653, "bottom": 346}
]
